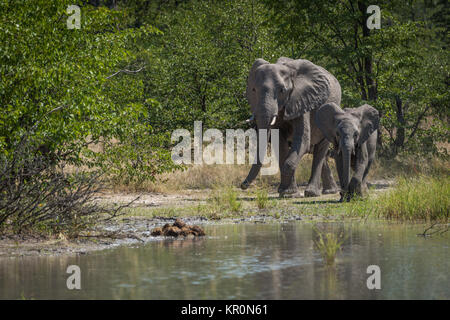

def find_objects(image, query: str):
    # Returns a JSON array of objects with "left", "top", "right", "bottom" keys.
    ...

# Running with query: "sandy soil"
[{"left": 98, "top": 179, "right": 394, "bottom": 207}]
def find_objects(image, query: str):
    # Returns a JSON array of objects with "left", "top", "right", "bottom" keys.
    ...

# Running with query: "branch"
[
  {"left": 14, "top": 104, "right": 68, "bottom": 153},
  {"left": 417, "top": 223, "right": 449, "bottom": 238},
  {"left": 407, "top": 104, "right": 430, "bottom": 143}
]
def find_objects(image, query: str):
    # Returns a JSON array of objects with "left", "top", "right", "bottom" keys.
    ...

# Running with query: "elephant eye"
[{"left": 252, "top": 88, "right": 256, "bottom": 92}]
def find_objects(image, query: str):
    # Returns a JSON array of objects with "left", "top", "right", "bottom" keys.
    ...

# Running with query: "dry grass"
[
  {"left": 367, "top": 155, "right": 449, "bottom": 180},
  {"left": 109, "top": 152, "right": 448, "bottom": 195},
  {"left": 110, "top": 154, "right": 333, "bottom": 193}
]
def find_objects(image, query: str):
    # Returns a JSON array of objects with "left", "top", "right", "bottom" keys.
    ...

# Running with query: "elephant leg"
[
  {"left": 241, "top": 161, "right": 262, "bottom": 190},
  {"left": 360, "top": 156, "right": 374, "bottom": 194},
  {"left": 278, "top": 130, "right": 290, "bottom": 179},
  {"left": 242, "top": 128, "right": 288, "bottom": 190},
  {"left": 278, "top": 115, "right": 310, "bottom": 196},
  {"left": 334, "top": 153, "right": 347, "bottom": 202},
  {"left": 305, "top": 139, "right": 328, "bottom": 197},
  {"left": 321, "top": 156, "right": 339, "bottom": 194},
  {"left": 241, "top": 129, "right": 263, "bottom": 189},
  {"left": 361, "top": 136, "right": 377, "bottom": 194}
]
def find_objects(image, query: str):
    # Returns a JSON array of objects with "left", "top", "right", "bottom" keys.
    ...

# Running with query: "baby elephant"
[{"left": 315, "top": 103, "right": 379, "bottom": 201}]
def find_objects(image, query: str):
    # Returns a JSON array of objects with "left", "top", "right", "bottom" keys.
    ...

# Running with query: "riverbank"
[
  {"left": 1, "top": 175, "right": 448, "bottom": 258},
  {"left": 0, "top": 180, "right": 390, "bottom": 257}
]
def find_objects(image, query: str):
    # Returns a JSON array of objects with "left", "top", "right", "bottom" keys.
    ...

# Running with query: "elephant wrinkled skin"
[
  {"left": 315, "top": 102, "right": 379, "bottom": 201},
  {"left": 241, "top": 57, "right": 341, "bottom": 197}
]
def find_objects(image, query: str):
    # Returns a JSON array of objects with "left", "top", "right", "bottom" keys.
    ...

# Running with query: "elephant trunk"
[
  {"left": 340, "top": 146, "right": 352, "bottom": 201},
  {"left": 241, "top": 115, "right": 273, "bottom": 189}
]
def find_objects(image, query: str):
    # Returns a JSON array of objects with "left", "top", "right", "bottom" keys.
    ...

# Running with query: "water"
[{"left": 0, "top": 222, "right": 448, "bottom": 299}]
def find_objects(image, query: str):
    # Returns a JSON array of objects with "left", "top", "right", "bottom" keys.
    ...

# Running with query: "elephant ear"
[
  {"left": 315, "top": 103, "right": 344, "bottom": 144},
  {"left": 278, "top": 59, "right": 331, "bottom": 120},
  {"left": 349, "top": 104, "right": 380, "bottom": 146},
  {"left": 246, "top": 58, "right": 269, "bottom": 112}
]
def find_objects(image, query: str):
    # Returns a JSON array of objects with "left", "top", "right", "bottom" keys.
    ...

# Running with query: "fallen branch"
[{"left": 417, "top": 222, "right": 449, "bottom": 238}]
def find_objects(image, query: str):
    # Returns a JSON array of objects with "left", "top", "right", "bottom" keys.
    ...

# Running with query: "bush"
[{"left": 0, "top": 139, "right": 128, "bottom": 236}]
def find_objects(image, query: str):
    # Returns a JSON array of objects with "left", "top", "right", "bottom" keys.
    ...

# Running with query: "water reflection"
[{"left": 0, "top": 222, "right": 448, "bottom": 299}]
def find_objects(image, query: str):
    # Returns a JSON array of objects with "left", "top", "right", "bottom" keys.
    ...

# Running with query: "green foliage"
[
  {"left": 265, "top": 0, "right": 449, "bottom": 156},
  {"left": 0, "top": 0, "right": 176, "bottom": 180},
  {"left": 0, "top": 1, "right": 177, "bottom": 233},
  {"left": 142, "top": 0, "right": 284, "bottom": 132}
]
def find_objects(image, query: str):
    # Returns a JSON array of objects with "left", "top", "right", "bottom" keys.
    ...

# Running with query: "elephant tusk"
[
  {"left": 270, "top": 116, "right": 277, "bottom": 126},
  {"left": 246, "top": 115, "right": 255, "bottom": 123}
]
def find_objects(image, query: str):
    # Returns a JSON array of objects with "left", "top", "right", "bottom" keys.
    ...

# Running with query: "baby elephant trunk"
[{"left": 340, "top": 143, "right": 353, "bottom": 201}]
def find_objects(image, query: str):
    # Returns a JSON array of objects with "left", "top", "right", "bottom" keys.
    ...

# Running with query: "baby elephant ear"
[
  {"left": 315, "top": 103, "right": 344, "bottom": 144},
  {"left": 354, "top": 104, "right": 380, "bottom": 146},
  {"left": 281, "top": 59, "right": 331, "bottom": 120}
]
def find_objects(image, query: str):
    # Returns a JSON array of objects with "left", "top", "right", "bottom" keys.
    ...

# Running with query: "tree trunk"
[{"left": 394, "top": 95, "right": 405, "bottom": 154}]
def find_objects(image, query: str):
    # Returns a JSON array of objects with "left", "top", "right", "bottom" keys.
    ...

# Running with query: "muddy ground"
[{"left": 0, "top": 180, "right": 393, "bottom": 258}]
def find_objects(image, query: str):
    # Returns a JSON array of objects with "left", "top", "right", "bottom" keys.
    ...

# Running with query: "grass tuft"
[
  {"left": 210, "top": 186, "right": 242, "bottom": 213},
  {"left": 313, "top": 227, "right": 344, "bottom": 266},
  {"left": 254, "top": 188, "right": 269, "bottom": 209}
]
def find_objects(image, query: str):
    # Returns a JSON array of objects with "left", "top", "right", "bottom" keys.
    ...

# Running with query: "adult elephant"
[{"left": 240, "top": 57, "right": 340, "bottom": 197}]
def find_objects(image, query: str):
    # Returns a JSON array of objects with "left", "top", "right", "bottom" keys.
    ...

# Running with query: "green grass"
[
  {"left": 210, "top": 186, "right": 242, "bottom": 213},
  {"left": 313, "top": 227, "right": 344, "bottom": 266},
  {"left": 254, "top": 188, "right": 269, "bottom": 209},
  {"left": 345, "top": 175, "right": 449, "bottom": 221}
]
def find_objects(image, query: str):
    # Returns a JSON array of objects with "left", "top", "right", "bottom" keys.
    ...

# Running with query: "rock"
[
  {"left": 174, "top": 218, "right": 186, "bottom": 228},
  {"left": 190, "top": 225, "right": 205, "bottom": 236},
  {"left": 179, "top": 227, "right": 191, "bottom": 237},
  {"left": 150, "top": 219, "right": 206, "bottom": 238},
  {"left": 151, "top": 227, "right": 163, "bottom": 236},
  {"left": 165, "top": 226, "right": 181, "bottom": 237}
]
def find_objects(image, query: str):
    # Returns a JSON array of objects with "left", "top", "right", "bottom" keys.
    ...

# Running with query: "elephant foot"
[
  {"left": 240, "top": 180, "right": 252, "bottom": 190},
  {"left": 279, "top": 190, "right": 302, "bottom": 198},
  {"left": 304, "top": 187, "right": 321, "bottom": 197},
  {"left": 348, "top": 179, "right": 363, "bottom": 197},
  {"left": 322, "top": 187, "right": 339, "bottom": 195},
  {"left": 278, "top": 185, "right": 299, "bottom": 198},
  {"left": 339, "top": 191, "right": 355, "bottom": 202}
]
